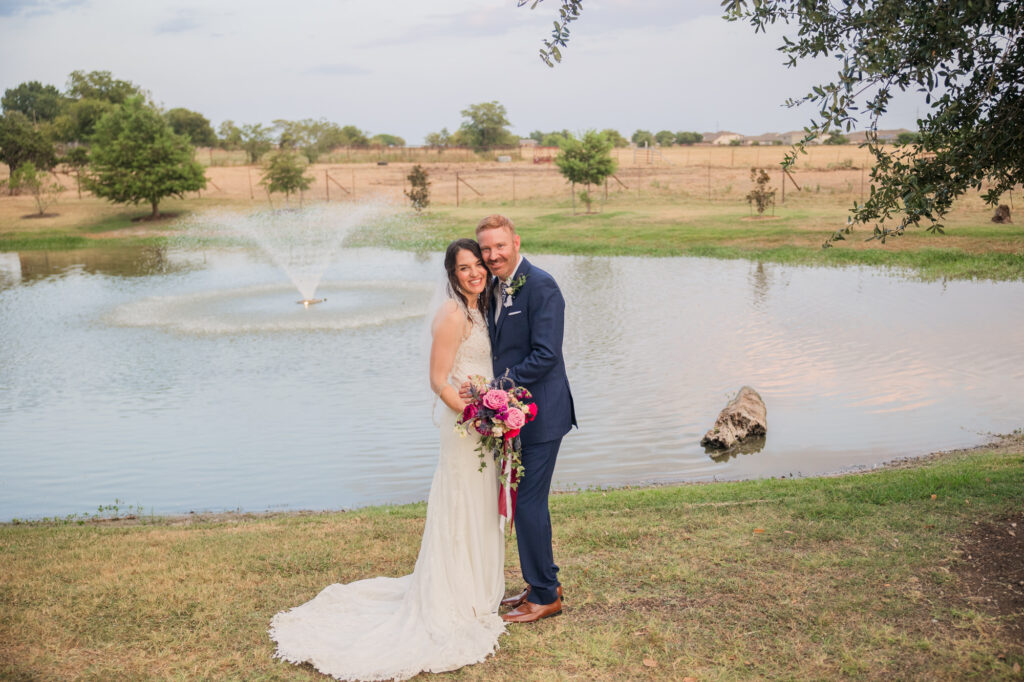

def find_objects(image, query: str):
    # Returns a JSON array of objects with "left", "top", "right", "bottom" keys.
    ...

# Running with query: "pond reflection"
[
  {"left": 1, "top": 247, "right": 1022, "bottom": 520},
  {"left": 2, "top": 245, "right": 192, "bottom": 287},
  {"left": 706, "top": 436, "right": 768, "bottom": 463}
]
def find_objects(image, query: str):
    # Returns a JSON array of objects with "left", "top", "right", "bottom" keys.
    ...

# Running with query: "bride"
[{"left": 269, "top": 238, "right": 505, "bottom": 681}]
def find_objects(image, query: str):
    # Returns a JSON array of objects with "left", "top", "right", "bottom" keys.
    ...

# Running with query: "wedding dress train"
[{"left": 270, "top": 309, "right": 505, "bottom": 681}]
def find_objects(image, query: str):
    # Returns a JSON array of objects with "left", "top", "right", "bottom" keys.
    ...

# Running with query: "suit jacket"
[{"left": 487, "top": 257, "right": 576, "bottom": 446}]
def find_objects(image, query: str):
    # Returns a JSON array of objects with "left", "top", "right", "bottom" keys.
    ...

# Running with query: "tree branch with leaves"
[{"left": 521, "top": 0, "right": 1024, "bottom": 246}]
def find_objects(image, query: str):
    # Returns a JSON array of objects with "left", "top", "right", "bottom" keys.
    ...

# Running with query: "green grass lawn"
[
  {"left": 3, "top": 437, "right": 1022, "bottom": 680},
  {"left": 3, "top": 193, "right": 1023, "bottom": 281}
]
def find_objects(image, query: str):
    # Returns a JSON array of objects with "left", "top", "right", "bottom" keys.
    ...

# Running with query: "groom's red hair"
[{"left": 475, "top": 214, "right": 516, "bottom": 236}]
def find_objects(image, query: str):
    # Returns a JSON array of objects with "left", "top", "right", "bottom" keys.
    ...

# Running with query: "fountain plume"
[{"left": 195, "top": 202, "right": 397, "bottom": 301}]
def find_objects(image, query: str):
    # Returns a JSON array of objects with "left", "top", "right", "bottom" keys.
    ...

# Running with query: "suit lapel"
[{"left": 494, "top": 258, "right": 531, "bottom": 339}]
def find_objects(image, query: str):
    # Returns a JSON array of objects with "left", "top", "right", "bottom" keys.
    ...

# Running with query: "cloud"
[
  {"left": 155, "top": 8, "right": 201, "bottom": 34},
  {"left": 359, "top": 6, "right": 521, "bottom": 49},
  {"left": 303, "top": 63, "right": 370, "bottom": 76},
  {"left": 0, "top": 0, "right": 86, "bottom": 18}
]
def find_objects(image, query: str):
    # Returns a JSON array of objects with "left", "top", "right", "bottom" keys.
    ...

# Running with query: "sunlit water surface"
[{"left": 1, "top": 246, "right": 1022, "bottom": 520}]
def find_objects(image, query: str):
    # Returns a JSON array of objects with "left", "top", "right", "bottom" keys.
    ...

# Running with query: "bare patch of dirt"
[
  {"left": 20, "top": 213, "right": 59, "bottom": 219},
  {"left": 956, "top": 510, "right": 1024, "bottom": 639}
]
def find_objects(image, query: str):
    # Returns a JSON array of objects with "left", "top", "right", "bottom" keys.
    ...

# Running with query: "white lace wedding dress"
[{"left": 270, "top": 308, "right": 505, "bottom": 681}]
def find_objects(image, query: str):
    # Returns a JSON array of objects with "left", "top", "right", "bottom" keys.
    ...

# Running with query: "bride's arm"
[{"left": 429, "top": 300, "right": 467, "bottom": 413}]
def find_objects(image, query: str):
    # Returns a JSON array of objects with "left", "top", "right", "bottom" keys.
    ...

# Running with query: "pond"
[{"left": 1, "top": 243, "right": 1022, "bottom": 521}]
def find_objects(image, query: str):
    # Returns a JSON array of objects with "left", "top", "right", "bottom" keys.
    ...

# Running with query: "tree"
[
  {"left": 631, "top": 129, "right": 654, "bottom": 147},
  {"left": 370, "top": 133, "right": 405, "bottom": 147},
  {"left": 554, "top": 130, "right": 617, "bottom": 214},
  {"left": 404, "top": 164, "right": 430, "bottom": 212},
  {"left": 896, "top": 131, "right": 921, "bottom": 146},
  {"left": 61, "top": 146, "right": 90, "bottom": 199},
  {"left": 675, "top": 131, "right": 703, "bottom": 145},
  {"left": 528, "top": 130, "right": 545, "bottom": 143},
  {"left": 166, "top": 108, "right": 216, "bottom": 147},
  {"left": 523, "top": 0, "right": 1024, "bottom": 244},
  {"left": 338, "top": 125, "right": 369, "bottom": 147},
  {"left": 823, "top": 134, "right": 849, "bottom": 146},
  {"left": 9, "top": 161, "right": 64, "bottom": 216},
  {"left": 726, "top": 1, "right": 1024, "bottom": 244},
  {"left": 745, "top": 168, "right": 776, "bottom": 217},
  {"left": 654, "top": 130, "right": 676, "bottom": 147},
  {"left": 459, "top": 101, "right": 515, "bottom": 151},
  {"left": 600, "top": 129, "right": 629, "bottom": 147},
  {"left": 52, "top": 98, "right": 114, "bottom": 142},
  {"left": 240, "top": 123, "right": 273, "bottom": 163},
  {"left": 541, "top": 132, "right": 569, "bottom": 148},
  {"left": 66, "top": 70, "right": 143, "bottom": 104},
  {"left": 424, "top": 128, "right": 451, "bottom": 148},
  {"left": 0, "top": 111, "right": 58, "bottom": 182},
  {"left": 217, "top": 120, "right": 243, "bottom": 150},
  {"left": 260, "top": 150, "right": 313, "bottom": 206},
  {"left": 2, "top": 81, "right": 65, "bottom": 122},
  {"left": 87, "top": 97, "right": 206, "bottom": 218}
]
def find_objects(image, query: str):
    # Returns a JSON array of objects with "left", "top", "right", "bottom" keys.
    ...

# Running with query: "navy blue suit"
[{"left": 488, "top": 257, "right": 576, "bottom": 605}]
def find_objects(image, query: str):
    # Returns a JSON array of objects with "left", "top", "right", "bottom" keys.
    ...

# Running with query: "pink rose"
[
  {"left": 504, "top": 407, "right": 526, "bottom": 430},
  {"left": 482, "top": 389, "right": 508, "bottom": 411}
]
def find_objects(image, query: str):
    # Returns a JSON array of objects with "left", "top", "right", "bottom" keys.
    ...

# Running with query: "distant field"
[{"left": 1, "top": 145, "right": 1021, "bottom": 281}]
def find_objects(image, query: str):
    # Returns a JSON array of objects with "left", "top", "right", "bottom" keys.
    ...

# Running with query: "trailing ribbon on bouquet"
[{"left": 499, "top": 440, "right": 519, "bottom": 527}]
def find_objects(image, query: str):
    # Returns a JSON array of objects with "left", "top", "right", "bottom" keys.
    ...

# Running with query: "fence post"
[
  {"left": 325, "top": 169, "right": 330, "bottom": 202},
  {"left": 247, "top": 167, "right": 254, "bottom": 200},
  {"left": 512, "top": 172, "right": 516, "bottom": 206},
  {"left": 456, "top": 171, "right": 460, "bottom": 208},
  {"left": 707, "top": 158, "right": 711, "bottom": 201}
]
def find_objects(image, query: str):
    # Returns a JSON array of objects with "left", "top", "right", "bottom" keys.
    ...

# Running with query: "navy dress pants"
[{"left": 516, "top": 437, "right": 562, "bottom": 605}]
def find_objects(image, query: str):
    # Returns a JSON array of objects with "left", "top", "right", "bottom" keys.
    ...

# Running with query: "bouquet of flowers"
[{"left": 456, "top": 373, "right": 537, "bottom": 523}]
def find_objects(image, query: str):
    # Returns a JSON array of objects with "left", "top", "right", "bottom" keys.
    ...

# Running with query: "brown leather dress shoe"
[
  {"left": 500, "top": 585, "right": 563, "bottom": 609},
  {"left": 501, "top": 597, "right": 562, "bottom": 623}
]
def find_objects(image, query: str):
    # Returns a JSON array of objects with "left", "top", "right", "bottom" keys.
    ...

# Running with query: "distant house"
[
  {"left": 519, "top": 138, "right": 538, "bottom": 148},
  {"left": 847, "top": 128, "right": 913, "bottom": 143},
  {"left": 779, "top": 130, "right": 826, "bottom": 144},
  {"left": 743, "top": 132, "right": 785, "bottom": 146},
  {"left": 703, "top": 131, "right": 743, "bottom": 145}
]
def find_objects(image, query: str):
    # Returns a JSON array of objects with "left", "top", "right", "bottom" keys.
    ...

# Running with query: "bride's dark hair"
[{"left": 444, "top": 238, "right": 489, "bottom": 319}]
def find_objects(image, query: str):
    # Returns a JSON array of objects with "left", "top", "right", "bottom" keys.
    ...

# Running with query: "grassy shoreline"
[
  {"left": 3, "top": 434, "right": 1022, "bottom": 679},
  {"left": 2, "top": 195, "right": 1022, "bottom": 282}
]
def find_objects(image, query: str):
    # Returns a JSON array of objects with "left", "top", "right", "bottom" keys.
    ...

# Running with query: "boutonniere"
[
  {"left": 502, "top": 273, "right": 527, "bottom": 308},
  {"left": 505, "top": 273, "right": 527, "bottom": 297}
]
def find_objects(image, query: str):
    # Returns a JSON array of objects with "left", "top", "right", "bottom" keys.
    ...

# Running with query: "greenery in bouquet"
[{"left": 455, "top": 373, "right": 536, "bottom": 488}]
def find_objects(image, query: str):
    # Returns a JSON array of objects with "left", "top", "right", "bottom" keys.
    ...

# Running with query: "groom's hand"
[{"left": 458, "top": 380, "right": 473, "bottom": 401}]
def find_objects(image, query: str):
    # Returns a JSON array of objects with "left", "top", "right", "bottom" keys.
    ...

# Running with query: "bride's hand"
[{"left": 458, "top": 380, "right": 473, "bottom": 401}]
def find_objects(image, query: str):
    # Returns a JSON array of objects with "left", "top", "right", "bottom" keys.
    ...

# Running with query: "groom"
[{"left": 469, "top": 214, "right": 576, "bottom": 624}]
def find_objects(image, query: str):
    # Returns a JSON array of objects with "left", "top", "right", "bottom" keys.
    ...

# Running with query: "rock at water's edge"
[{"left": 701, "top": 386, "right": 767, "bottom": 450}]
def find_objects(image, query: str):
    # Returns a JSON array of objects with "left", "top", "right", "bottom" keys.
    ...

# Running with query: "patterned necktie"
[{"left": 495, "top": 281, "right": 512, "bottom": 323}]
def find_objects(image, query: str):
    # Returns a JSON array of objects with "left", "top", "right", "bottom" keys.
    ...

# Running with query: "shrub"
[
  {"left": 405, "top": 164, "right": 430, "bottom": 212},
  {"left": 745, "top": 167, "right": 776, "bottom": 216}
]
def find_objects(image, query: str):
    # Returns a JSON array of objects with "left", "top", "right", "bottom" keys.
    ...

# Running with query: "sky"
[{"left": 0, "top": 0, "right": 926, "bottom": 144}]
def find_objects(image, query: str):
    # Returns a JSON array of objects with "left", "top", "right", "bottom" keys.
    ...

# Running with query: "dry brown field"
[{"left": 0, "top": 145, "right": 1017, "bottom": 252}]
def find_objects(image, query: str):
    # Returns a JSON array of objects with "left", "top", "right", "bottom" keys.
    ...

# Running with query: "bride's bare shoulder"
[{"left": 431, "top": 299, "right": 466, "bottom": 336}]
